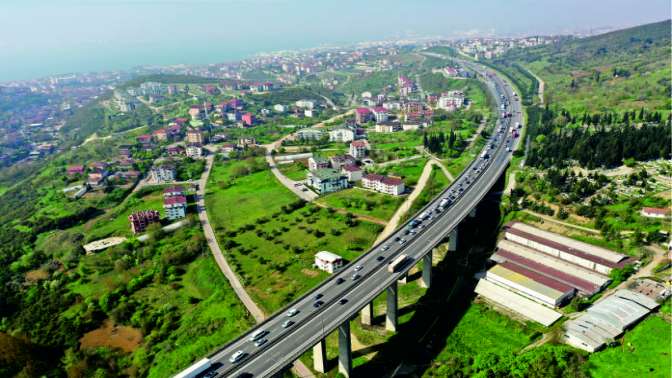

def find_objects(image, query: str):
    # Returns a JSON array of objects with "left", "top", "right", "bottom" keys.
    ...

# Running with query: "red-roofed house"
[
  {"left": 362, "top": 174, "right": 405, "bottom": 196},
  {"left": 164, "top": 185, "right": 185, "bottom": 197},
  {"left": 641, "top": 207, "right": 671, "bottom": 219},
  {"left": 371, "top": 106, "right": 389, "bottom": 123},
  {"left": 163, "top": 195, "right": 187, "bottom": 220},
  {"left": 341, "top": 164, "right": 362, "bottom": 182},
  {"left": 188, "top": 106, "right": 202, "bottom": 120},
  {"left": 242, "top": 112, "right": 256, "bottom": 127},
  {"left": 153, "top": 128, "right": 168, "bottom": 142},
  {"left": 137, "top": 134, "right": 152, "bottom": 145},
  {"left": 67, "top": 165, "right": 85, "bottom": 176}
]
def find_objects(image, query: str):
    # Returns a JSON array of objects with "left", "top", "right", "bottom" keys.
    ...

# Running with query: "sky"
[{"left": 0, "top": 0, "right": 670, "bottom": 82}]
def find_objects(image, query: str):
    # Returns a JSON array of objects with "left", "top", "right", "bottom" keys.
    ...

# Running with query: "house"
[
  {"left": 371, "top": 106, "right": 389, "bottom": 123},
  {"left": 166, "top": 145, "right": 185, "bottom": 156},
  {"left": 137, "top": 134, "right": 152, "bottom": 145},
  {"left": 295, "top": 99, "right": 315, "bottom": 109},
  {"left": 87, "top": 173, "right": 105, "bottom": 187},
  {"left": 163, "top": 195, "right": 187, "bottom": 220},
  {"left": 153, "top": 128, "right": 168, "bottom": 142},
  {"left": 329, "top": 128, "right": 355, "bottom": 143},
  {"left": 295, "top": 128, "right": 324, "bottom": 141},
  {"left": 438, "top": 91, "right": 465, "bottom": 111},
  {"left": 304, "top": 109, "right": 315, "bottom": 118},
  {"left": 329, "top": 154, "right": 356, "bottom": 170},
  {"left": 362, "top": 174, "right": 405, "bottom": 196},
  {"left": 314, "top": 251, "right": 345, "bottom": 273},
  {"left": 308, "top": 169, "right": 349, "bottom": 194},
  {"left": 118, "top": 145, "right": 132, "bottom": 158},
  {"left": 128, "top": 210, "right": 161, "bottom": 234},
  {"left": 375, "top": 121, "right": 401, "bottom": 133},
  {"left": 226, "top": 111, "right": 242, "bottom": 122},
  {"left": 221, "top": 143, "right": 238, "bottom": 156},
  {"left": 164, "top": 185, "right": 185, "bottom": 197},
  {"left": 89, "top": 161, "right": 108, "bottom": 174},
  {"left": 67, "top": 165, "right": 85, "bottom": 176},
  {"left": 242, "top": 112, "right": 256, "bottom": 127},
  {"left": 640, "top": 207, "right": 670, "bottom": 219},
  {"left": 308, "top": 156, "right": 330, "bottom": 171},
  {"left": 188, "top": 106, "right": 202, "bottom": 120},
  {"left": 349, "top": 140, "right": 369, "bottom": 159},
  {"left": 186, "top": 128, "right": 204, "bottom": 144},
  {"left": 355, "top": 107, "right": 372, "bottom": 124},
  {"left": 186, "top": 144, "right": 203, "bottom": 158},
  {"left": 237, "top": 138, "right": 256, "bottom": 148},
  {"left": 402, "top": 123, "right": 422, "bottom": 131},
  {"left": 274, "top": 104, "right": 287, "bottom": 113},
  {"left": 341, "top": 164, "right": 363, "bottom": 182},
  {"left": 150, "top": 164, "right": 175, "bottom": 183}
]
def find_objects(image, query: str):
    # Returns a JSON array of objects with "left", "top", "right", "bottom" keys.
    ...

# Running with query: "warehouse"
[
  {"left": 475, "top": 278, "right": 563, "bottom": 326},
  {"left": 493, "top": 240, "right": 609, "bottom": 295},
  {"left": 485, "top": 262, "right": 575, "bottom": 307},
  {"left": 504, "top": 222, "right": 631, "bottom": 275},
  {"left": 562, "top": 289, "right": 660, "bottom": 352}
]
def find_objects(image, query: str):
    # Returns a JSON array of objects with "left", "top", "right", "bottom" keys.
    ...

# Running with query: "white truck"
[{"left": 174, "top": 358, "right": 211, "bottom": 378}]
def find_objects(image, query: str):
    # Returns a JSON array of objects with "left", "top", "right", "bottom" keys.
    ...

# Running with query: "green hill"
[{"left": 499, "top": 20, "right": 671, "bottom": 113}]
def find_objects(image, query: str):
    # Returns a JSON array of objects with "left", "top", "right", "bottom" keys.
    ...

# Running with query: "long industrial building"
[
  {"left": 492, "top": 239, "right": 610, "bottom": 295},
  {"left": 563, "top": 289, "right": 660, "bottom": 352},
  {"left": 504, "top": 222, "right": 631, "bottom": 275},
  {"left": 485, "top": 262, "right": 575, "bottom": 307}
]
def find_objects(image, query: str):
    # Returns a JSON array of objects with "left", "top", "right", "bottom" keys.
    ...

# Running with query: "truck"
[
  {"left": 480, "top": 150, "right": 490, "bottom": 159},
  {"left": 388, "top": 254, "right": 409, "bottom": 273},
  {"left": 174, "top": 358, "right": 212, "bottom": 378}
]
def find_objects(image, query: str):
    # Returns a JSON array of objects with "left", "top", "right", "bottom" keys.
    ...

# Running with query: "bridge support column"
[
  {"left": 312, "top": 338, "right": 328, "bottom": 373},
  {"left": 448, "top": 228, "right": 459, "bottom": 252},
  {"left": 360, "top": 302, "right": 374, "bottom": 326},
  {"left": 338, "top": 321, "right": 352, "bottom": 377},
  {"left": 386, "top": 282, "right": 398, "bottom": 332},
  {"left": 421, "top": 253, "right": 432, "bottom": 288},
  {"left": 398, "top": 274, "right": 408, "bottom": 284}
]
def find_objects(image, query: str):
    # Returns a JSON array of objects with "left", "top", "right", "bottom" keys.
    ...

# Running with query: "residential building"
[
  {"left": 349, "top": 140, "right": 369, "bottom": 159},
  {"left": 242, "top": 112, "right": 256, "bottom": 127},
  {"left": 163, "top": 185, "right": 185, "bottom": 197},
  {"left": 164, "top": 195, "right": 187, "bottom": 220},
  {"left": 375, "top": 121, "right": 401, "bottom": 133},
  {"left": 371, "top": 106, "right": 389, "bottom": 123},
  {"left": 137, "top": 134, "right": 152, "bottom": 145},
  {"left": 87, "top": 173, "right": 105, "bottom": 187},
  {"left": 166, "top": 145, "right": 185, "bottom": 156},
  {"left": 295, "top": 99, "right": 315, "bottom": 109},
  {"left": 295, "top": 128, "right": 324, "bottom": 141},
  {"left": 273, "top": 104, "right": 287, "bottom": 113},
  {"left": 150, "top": 164, "right": 175, "bottom": 183},
  {"left": 314, "top": 251, "right": 345, "bottom": 273},
  {"left": 153, "top": 128, "right": 168, "bottom": 142},
  {"left": 355, "top": 107, "right": 373, "bottom": 124},
  {"left": 308, "top": 169, "right": 348, "bottom": 194},
  {"left": 329, "top": 154, "right": 356, "bottom": 170},
  {"left": 304, "top": 109, "right": 315, "bottom": 118},
  {"left": 308, "top": 156, "right": 330, "bottom": 171},
  {"left": 237, "top": 138, "right": 256, "bottom": 148},
  {"left": 341, "top": 164, "right": 362, "bottom": 182},
  {"left": 438, "top": 91, "right": 465, "bottom": 111},
  {"left": 186, "top": 144, "right": 203, "bottom": 158},
  {"left": 188, "top": 106, "right": 202, "bottom": 120},
  {"left": 362, "top": 174, "right": 405, "bottom": 196},
  {"left": 329, "top": 128, "right": 355, "bottom": 143},
  {"left": 128, "top": 210, "right": 161, "bottom": 234},
  {"left": 67, "top": 165, "right": 85, "bottom": 176},
  {"left": 186, "top": 128, "right": 204, "bottom": 144}
]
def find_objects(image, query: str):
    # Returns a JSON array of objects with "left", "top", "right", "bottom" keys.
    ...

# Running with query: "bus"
[{"left": 388, "top": 254, "right": 408, "bottom": 273}]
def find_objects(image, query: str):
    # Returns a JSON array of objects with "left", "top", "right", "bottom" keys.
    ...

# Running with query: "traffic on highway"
[{"left": 176, "top": 61, "right": 523, "bottom": 378}]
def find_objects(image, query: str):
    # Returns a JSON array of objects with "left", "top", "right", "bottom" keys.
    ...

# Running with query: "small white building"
[
  {"left": 295, "top": 99, "right": 315, "bottom": 110},
  {"left": 329, "top": 128, "right": 355, "bottom": 143},
  {"left": 341, "top": 164, "right": 363, "bottom": 182},
  {"left": 186, "top": 144, "right": 203, "bottom": 158},
  {"left": 640, "top": 207, "right": 670, "bottom": 219},
  {"left": 315, "top": 251, "right": 344, "bottom": 273},
  {"left": 273, "top": 104, "right": 287, "bottom": 113}
]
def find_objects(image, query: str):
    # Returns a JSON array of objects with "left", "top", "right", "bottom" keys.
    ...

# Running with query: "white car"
[
  {"left": 286, "top": 308, "right": 299, "bottom": 317},
  {"left": 229, "top": 350, "right": 245, "bottom": 363}
]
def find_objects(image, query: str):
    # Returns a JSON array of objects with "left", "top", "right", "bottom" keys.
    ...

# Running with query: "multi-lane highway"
[{"left": 177, "top": 60, "right": 523, "bottom": 378}]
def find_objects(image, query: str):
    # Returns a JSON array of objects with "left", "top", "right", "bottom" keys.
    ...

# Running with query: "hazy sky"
[{"left": 1, "top": 0, "right": 670, "bottom": 82}]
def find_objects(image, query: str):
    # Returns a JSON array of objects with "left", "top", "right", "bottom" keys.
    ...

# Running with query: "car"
[
  {"left": 249, "top": 329, "right": 268, "bottom": 342},
  {"left": 398, "top": 238, "right": 406, "bottom": 245},
  {"left": 354, "top": 265, "right": 363, "bottom": 271},
  {"left": 336, "top": 277, "right": 345, "bottom": 284},
  {"left": 282, "top": 320, "right": 294, "bottom": 328},
  {"left": 394, "top": 236, "right": 401, "bottom": 242},
  {"left": 404, "top": 229, "right": 410, "bottom": 235},
  {"left": 352, "top": 274, "right": 361, "bottom": 280},
  {"left": 314, "top": 293, "right": 323, "bottom": 300},
  {"left": 410, "top": 229, "right": 417, "bottom": 235},
  {"left": 382, "top": 244, "right": 390, "bottom": 251},
  {"left": 313, "top": 300, "right": 324, "bottom": 308},
  {"left": 254, "top": 338, "right": 268, "bottom": 347},
  {"left": 204, "top": 371, "right": 218, "bottom": 378},
  {"left": 301, "top": 188, "right": 308, "bottom": 192},
  {"left": 229, "top": 350, "right": 246, "bottom": 363},
  {"left": 339, "top": 298, "right": 349, "bottom": 305},
  {"left": 376, "top": 255, "right": 384, "bottom": 262},
  {"left": 286, "top": 308, "right": 299, "bottom": 317}
]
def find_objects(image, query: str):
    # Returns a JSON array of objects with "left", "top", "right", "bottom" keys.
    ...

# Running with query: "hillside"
[{"left": 498, "top": 20, "right": 671, "bottom": 113}]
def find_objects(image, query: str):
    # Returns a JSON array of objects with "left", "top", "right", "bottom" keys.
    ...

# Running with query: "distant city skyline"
[{"left": 1, "top": 0, "right": 669, "bottom": 82}]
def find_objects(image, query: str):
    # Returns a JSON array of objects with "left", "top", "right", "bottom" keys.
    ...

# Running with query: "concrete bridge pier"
[
  {"left": 338, "top": 321, "right": 352, "bottom": 377},
  {"left": 312, "top": 338, "right": 327, "bottom": 373},
  {"left": 448, "top": 228, "right": 459, "bottom": 251},
  {"left": 360, "top": 302, "right": 374, "bottom": 326},
  {"left": 420, "top": 253, "right": 432, "bottom": 288},
  {"left": 386, "top": 282, "right": 398, "bottom": 332}
]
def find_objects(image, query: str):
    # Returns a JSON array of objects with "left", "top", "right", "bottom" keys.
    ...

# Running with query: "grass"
[
  {"left": 424, "top": 302, "right": 538, "bottom": 376},
  {"left": 317, "top": 188, "right": 403, "bottom": 221},
  {"left": 205, "top": 159, "right": 298, "bottom": 230},
  {"left": 370, "top": 158, "right": 428, "bottom": 187},
  {"left": 277, "top": 161, "right": 308, "bottom": 181},
  {"left": 588, "top": 316, "right": 671, "bottom": 378}
]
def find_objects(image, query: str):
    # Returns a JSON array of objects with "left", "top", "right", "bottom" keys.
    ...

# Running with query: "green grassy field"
[
  {"left": 588, "top": 316, "right": 671, "bottom": 378},
  {"left": 317, "top": 188, "right": 403, "bottom": 221},
  {"left": 277, "top": 161, "right": 308, "bottom": 181},
  {"left": 370, "top": 158, "right": 428, "bottom": 187}
]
